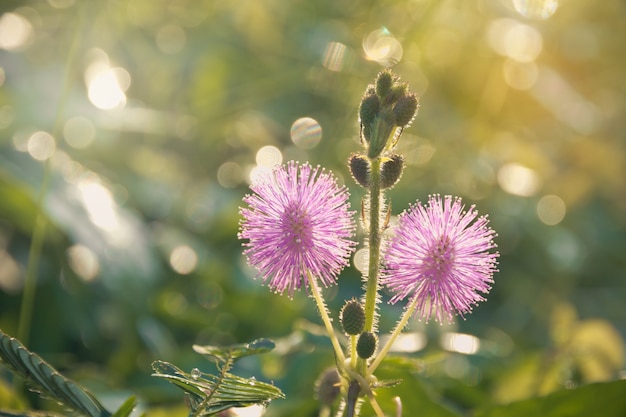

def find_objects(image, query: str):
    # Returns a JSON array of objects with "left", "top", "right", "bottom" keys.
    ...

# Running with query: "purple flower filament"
[
  {"left": 382, "top": 195, "right": 499, "bottom": 323},
  {"left": 239, "top": 161, "right": 356, "bottom": 298}
]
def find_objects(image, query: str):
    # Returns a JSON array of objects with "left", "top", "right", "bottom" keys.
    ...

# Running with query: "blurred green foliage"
[{"left": 0, "top": 0, "right": 625, "bottom": 416}]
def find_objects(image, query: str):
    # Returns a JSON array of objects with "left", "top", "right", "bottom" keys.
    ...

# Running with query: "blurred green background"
[{"left": 0, "top": 0, "right": 625, "bottom": 416}]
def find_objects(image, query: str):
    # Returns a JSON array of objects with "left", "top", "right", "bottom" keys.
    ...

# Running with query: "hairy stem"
[
  {"left": 306, "top": 270, "right": 346, "bottom": 365},
  {"left": 367, "top": 295, "right": 419, "bottom": 376},
  {"left": 363, "top": 156, "right": 382, "bottom": 333}
]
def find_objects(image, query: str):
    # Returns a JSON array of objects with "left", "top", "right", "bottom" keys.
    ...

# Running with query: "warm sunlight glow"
[
  {"left": 67, "top": 244, "right": 100, "bottom": 282},
  {"left": 513, "top": 0, "right": 558, "bottom": 20},
  {"left": 441, "top": 332, "right": 480, "bottom": 355},
  {"left": 255, "top": 145, "right": 282, "bottom": 167},
  {"left": 363, "top": 28, "right": 403, "bottom": 66},
  {"left": 78, "top": 177, "right": 120, "bottom": 232},
  {"left": 353, "top": 247, "right": 369, "bottom": 274},
  {"left": 487, "top": 19, "right": 543, "bottom": 63},
  {"left": 231, "top": 405, "right": 265, "bottom": 417},
  {"left": 85, "top": 51, "right": 131, "bottom": 110},
  {"left": 169, "top": 245, "right": 198, "bottom": 275},
  {"left": 497, "top": 162, "right": 541, "bottom": 197},
  {"left": 0, "top": 12, "right": 32, "bottom": 50},
  {"left": 388, "top": 332, "right": 427, "bottom": 353},
  {"left": 27, "top": 131, "right": 56, "bottom": 161}
]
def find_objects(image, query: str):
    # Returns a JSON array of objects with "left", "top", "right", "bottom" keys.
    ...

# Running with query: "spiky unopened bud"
[
  {"left": 359, "top": 93, "right": 380, "bottom": 138},
  {"left": 375, "top": 70, "right": 394, "bottom": 99},
  {"left": 393, "top": 93, "right": 419, "bottom": 127},
  {"left": 314, "top": 367, "right": 341, "bottom": 406},
  {"left": 349, "top": 154, "right": 370, "bottom": 188},
  {"left": 384, "top": 83, "right": 408, "bottom": 106},
  {"left": 356, "top": 332, "right": 378, "bottom": 359},
  {"left": 381, "top": 154, "right": 404, "bottom": 189},
  {"left": 341, "top": 298, "right": 366, "bottom": 335}
]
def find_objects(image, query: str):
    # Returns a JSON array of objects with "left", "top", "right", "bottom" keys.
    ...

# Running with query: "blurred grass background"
[{"left": 0, "top": 0, "right": 625, "bottom": 415}]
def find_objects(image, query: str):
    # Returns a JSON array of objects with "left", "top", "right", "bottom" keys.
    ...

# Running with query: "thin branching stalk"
[
  {"left": 368, "top": 295, "right": 419, "bottom": 376},
  {"left": 307, "top": 270, "right": 346, "bottom": 365}
]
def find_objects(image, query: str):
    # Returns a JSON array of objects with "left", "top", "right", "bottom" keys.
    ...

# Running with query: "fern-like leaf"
[
  {"left": 152, "top": 339, "right": 284, "bottom": 416},
  {"left": 0, "top": 329, "right": 112, "bottom": 417}
]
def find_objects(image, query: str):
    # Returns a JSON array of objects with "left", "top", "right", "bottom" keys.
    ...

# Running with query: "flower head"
[
  {"left": 381, "top": 195, "right": 498, "bottom": 323},
  {"left": 239, "top": 161, "right": 356, "bottom": 297}
]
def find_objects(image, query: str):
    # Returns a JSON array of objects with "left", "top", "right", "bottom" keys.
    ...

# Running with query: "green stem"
[
  {"left": 363, "top": 156, "right": 382, "bottom": 332},
  {"left": 367, "top": 295, "right": 419, "bottom": 376},
  {"left": 306, "top": 270, "right": 346, "bottom": 365},
  {"left": 17, "top": 196, "right": 48, "bottom": 345},
  {"left": 16, "top": 1, "right": 85, "bottom": 347}
]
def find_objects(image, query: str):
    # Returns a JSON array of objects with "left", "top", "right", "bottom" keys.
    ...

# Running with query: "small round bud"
[
  {"left": 349, "top": 154, "right": 371, "bottom": 188},
  {"left": 314, "top": 367, "right": 341, "bottom": 406},
  {"left": 359, "top": 93, "right": 380, "bottom": 134},
  {"left": 341, "top": 298, "right": 366, "bottom": 335},
  {"left": 375, "top": 70, "right": 394, "bottom": 99},
  {"left": 356, "top": 332, "right": 378, "bottom": 359},
  {"left": 380, "top": 154, "right": 404, "bottom": 189},
  {"left": 385, "top": 83, "right": 409, "bottom": 106},
  {"left": 393, "top": 93, "right": 419, "bottom": 127}
]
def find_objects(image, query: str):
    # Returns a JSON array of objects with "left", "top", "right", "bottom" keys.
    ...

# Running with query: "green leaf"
[
  {"left": 0, "top": 411, "right": 63, "bottom": 417},
  {"left": 0, "top": 329, "right": 111, "bottom": 417},
  {"left": 192, "top": 338, "right": 276, "bottom": 364},
  {"left": 475, "top": 379, "right": 626, "bottom": 417},
  {"left": 152, "top": 360, "right": 284, "bottom": 416},
  {"left": 111, "top": 396, "right": 136, "bottom": 417}
]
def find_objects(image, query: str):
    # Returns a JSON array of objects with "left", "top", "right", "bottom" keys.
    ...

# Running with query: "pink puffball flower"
[
  {"left": 381, "top": 195, "right": 499, "bottom": 323},
  {"left": 239, "top": 161, "right": 356, "bottom": 297}
]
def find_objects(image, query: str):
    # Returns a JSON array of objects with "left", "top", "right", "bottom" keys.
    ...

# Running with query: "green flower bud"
[
  {"left": 380, "top": 154, "right": 404, "bottom": 189},
  {"left": 385, "top": 83, "right": 409, "bottom": 106},
  {"left": 348, "top": 154, "right": 370, "bottom": 188},
  {"left": 375, "top": 69, "right": 394, "bottom": 99},
  {"left": 359, "top": 93, "right": 380, "bottom": 142},
  {"left": 393, "top": 93, "right": 419, "bottom": 127},
  {"left": 356, "top": 331, "right": 378, "bottom": 359},
  {"left": 314, "top": 367, "right": 341, "bottom": 406},
  {"left": 341, "top": 298, "right": 366, "bottom": 335}
]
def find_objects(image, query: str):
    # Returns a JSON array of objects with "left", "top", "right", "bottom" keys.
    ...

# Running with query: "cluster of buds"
[
  {"left": 340, "top": 298, "right": 378, "bottom": 360},
  {"left": 350, "top": 70, "right": 419, "bottom": 191},
  {"left": 358, "top": 70, "right": 419, "bottom": 159}
]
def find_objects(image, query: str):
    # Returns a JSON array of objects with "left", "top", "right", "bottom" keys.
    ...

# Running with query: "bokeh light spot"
[
  {"left": 513, "top": 0, "right": 558, "bottom": 20},
  {"left": 78, "top": 176, "right": 120, "bottom": 232},
  {"left": 487, "top": 19, "right": 543, "bottom": 63},
  {"left": 217, "top": 161, "right": 243, "bottom": 189},
  {"left": 0, "top": 250, "right": 23, "bottom": 293},
  {"left": 497, "top": 162, "right": 541, "bottom": 197},
  {"left": 353, "top": 247, "right": 369, "bottom": 274},
  {"left": 255, "top": 145, "right": 282, "bottom": 167},
  {"left": 0, "top": 12, "right": 33, "bottom": 51},
  {"left": 322, "top": 42, "right": 347, "bottom": 71},
  {"left": 169, "top": 245, "right": 198, "bottom": 275},
  {"left": 290, "top": 117, "right": 322, "bottom": 149},
  {"left": 363, "top": 28, "right": 403, "bottom": 66},
  {"left": 64, "top": 116, "right": 96, "bottom": 149},
  {"left": 85, "top": 52, "right": 130, "bottom": 110},
  {"left": 502, "top": 59, "right": 538, "bottom": 90},
  {"left": 67, "top": 244, "right": 100, "bottom": 282},
  {"left": 389, "top": 332, "right": 427, "bottom": 353},
  {"left": 27, "top": 131, "right": 56, "bottom": 161},
  {"left": 441, "top": 332, "right": 480, "bottom": 355},
  {"left": 537, "top": 194, "right": 566, "bottom": 226}
]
